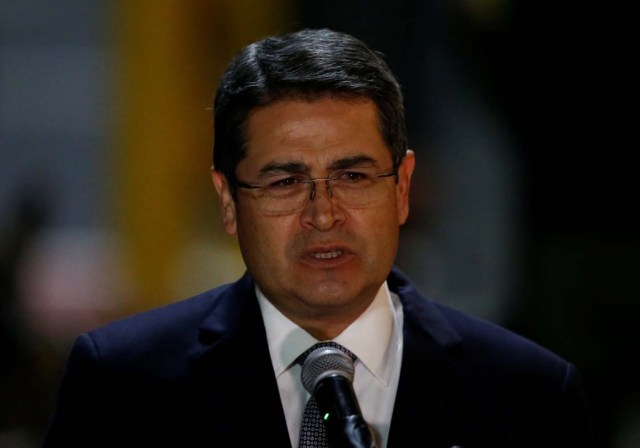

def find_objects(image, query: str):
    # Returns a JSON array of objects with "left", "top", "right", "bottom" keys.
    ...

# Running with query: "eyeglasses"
[{"left": 234, "top": 167, "right": 398, "bottom": 215}]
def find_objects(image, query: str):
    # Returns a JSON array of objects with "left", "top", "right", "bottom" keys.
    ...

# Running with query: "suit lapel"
[
  {"left": 387, "top": 268, "right": 468, "bottom": 448},
  {"left": 188, "top": 273, "right": 292, "bottom": 446}
]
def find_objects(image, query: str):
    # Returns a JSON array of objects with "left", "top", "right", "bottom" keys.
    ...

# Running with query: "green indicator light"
[{"left": 323, "top": 413, "right": 330, "bottom": 421}]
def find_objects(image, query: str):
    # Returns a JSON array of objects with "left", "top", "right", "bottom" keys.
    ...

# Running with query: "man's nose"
[{"left": 301, "top": 180, "right": 343, "bottom": 231}]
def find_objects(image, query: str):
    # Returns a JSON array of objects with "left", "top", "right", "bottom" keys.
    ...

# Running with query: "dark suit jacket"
[{"left": 42, "top": 267, "right": 593, "bottom": 447}]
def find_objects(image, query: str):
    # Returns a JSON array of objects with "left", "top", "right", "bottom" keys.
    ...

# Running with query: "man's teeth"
[{"left": 312, "top": 250, "right": 343, "bottom": 259}]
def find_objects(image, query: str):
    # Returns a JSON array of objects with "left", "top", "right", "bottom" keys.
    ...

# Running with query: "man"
[{"left": 42, "top": 28, "right": 593, "bottom": 447}]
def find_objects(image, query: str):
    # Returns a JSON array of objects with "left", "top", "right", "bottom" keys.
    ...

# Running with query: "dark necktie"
[{"left": 297, "top": 342, "right": 356, "bottom": 448}]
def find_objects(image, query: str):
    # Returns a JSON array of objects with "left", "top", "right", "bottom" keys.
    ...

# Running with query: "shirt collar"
[{"left": 256, "top": 281, "right": 395, "bottom": 384}]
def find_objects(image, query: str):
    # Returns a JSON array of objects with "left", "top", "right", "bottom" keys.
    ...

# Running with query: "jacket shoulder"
[
  {"left": 389, "top": 266, "right": 572, "bottom": 376},
  {"left": 76, "top": 279, "right": 241, "bottom": 371}
]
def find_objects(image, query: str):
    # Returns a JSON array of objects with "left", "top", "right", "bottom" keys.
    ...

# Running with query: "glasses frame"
[{"left": 234, "top": 167, "right": 399, "bottom": 208}]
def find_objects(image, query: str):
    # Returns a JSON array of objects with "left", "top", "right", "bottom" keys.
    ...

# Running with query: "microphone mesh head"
[{"left": 300, "top": 346, "right": 355, "bottom": 393}]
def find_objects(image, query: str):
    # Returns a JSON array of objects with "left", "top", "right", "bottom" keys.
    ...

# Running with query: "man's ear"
[
  {"left": 396, "top": 150, "right": 415, "bottom": 225},
  {"left": 211, "top": 170, "right": 237, "bottom": 235}
]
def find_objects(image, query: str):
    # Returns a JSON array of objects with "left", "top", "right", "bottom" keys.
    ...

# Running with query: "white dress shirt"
[{"left": 256, "top": 281, "right": 404, "bottom": 448}]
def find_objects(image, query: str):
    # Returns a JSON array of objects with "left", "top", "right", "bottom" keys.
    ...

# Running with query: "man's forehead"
[
  {"left": 245, "top": 96, "right": 379, "bottom": 135},
  {"left": 238, "top": 97, "right": 391, "bottom": 173}
]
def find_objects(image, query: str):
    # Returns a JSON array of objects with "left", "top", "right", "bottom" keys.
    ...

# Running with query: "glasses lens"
[
  {"left": 331, "top": 172, "right": 381, "bottom": 208},
  {"left": 258, "top": 176, "right": 309, "bottom": 214}
]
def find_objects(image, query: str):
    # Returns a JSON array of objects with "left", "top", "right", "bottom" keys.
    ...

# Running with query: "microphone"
[{"left": 300, "top": 346, "right": 378, "bottom": 448}]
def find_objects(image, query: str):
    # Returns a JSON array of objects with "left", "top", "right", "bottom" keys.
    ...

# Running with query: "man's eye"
[
  {"left": 338, "top": 171, "right": 371, "bottom": 183},
  {"left": 267, "top": 176, "right": 302, "bottom": 189}
]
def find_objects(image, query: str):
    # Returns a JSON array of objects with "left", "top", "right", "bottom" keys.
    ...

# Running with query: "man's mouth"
[{"left": 311, "top": 249, "right": 344, "bottom": 259}]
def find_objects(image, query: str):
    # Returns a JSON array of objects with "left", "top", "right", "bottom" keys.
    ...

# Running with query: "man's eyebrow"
[
  {"left": 256, "top": 155, "right": 379, "bottom": 177},
  {"left": 328, "top": 155, "right": 378, "bottom": 170},
  {"left": 257, "top": 161, "right": 310, "bottom": 177}
]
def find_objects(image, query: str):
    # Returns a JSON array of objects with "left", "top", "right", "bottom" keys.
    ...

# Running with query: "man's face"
[{"left": 213, "top": 97, "right": 414, "bottom": 336}]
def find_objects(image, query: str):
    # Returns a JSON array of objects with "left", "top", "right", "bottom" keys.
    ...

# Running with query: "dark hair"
[{"left": 212, "top": 28, "right": 407, "bottom": 191}]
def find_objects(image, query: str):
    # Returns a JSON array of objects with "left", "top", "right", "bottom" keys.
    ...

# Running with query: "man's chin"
[{"left": 297, "top": 281, "right": 363, "bottom": 308}]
